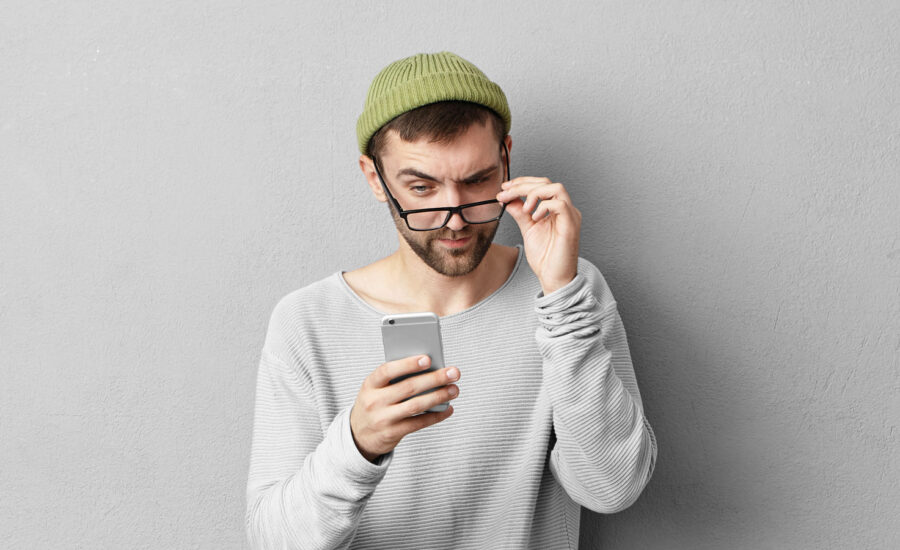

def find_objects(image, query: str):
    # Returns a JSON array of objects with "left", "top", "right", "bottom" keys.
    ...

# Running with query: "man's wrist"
[
  {"left": 357, "top": 441, "right": 381, "bottom": 463},
  {"left": 350, "top": 421, "right": 381, "bottom": 463},
  {"left": 540, "top": 273, "right": 577, "bottom": 296}
]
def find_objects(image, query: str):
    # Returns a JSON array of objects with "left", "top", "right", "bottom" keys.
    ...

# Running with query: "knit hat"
[{"left": 356, "top": 51, "right": 511, "bottom": 154}]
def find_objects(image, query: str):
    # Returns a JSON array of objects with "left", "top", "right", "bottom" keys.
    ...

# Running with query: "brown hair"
[{"left": 367, "top": 101, "right": 506, "bottom": 161}]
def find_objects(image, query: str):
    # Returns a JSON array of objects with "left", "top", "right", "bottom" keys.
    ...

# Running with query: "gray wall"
[{"left": 2, "top": 1, "right": 898, "bottom": 548}]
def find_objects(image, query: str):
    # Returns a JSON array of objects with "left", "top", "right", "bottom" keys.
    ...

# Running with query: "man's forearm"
[
  {"left": 247, "top": 404, "right": 392, "bottom": 550},
  {"left": 535, "top": 267, "right": 657, "bottom": 513}
]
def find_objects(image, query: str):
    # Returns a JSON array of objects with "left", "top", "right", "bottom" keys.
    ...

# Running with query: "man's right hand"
[{"left": 349, "top": 355, "right": 460, "bottom": 463}]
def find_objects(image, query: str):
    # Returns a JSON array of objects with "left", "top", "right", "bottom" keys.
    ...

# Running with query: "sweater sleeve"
[
  {"left": 245, "top": 342, "right": 393, "bottom": 549},
  {"left": 534, "top": 259, "right": 657, "bottom": 514}
]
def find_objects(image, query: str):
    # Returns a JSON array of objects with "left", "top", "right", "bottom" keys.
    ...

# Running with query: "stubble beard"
[{"left": 390, "top": 207, "right": 499, "bottom": 277}]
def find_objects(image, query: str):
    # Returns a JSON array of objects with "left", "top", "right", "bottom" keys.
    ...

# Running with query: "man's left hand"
[{"left": 497, "top": 177, "right": 582, "bottom": 295}]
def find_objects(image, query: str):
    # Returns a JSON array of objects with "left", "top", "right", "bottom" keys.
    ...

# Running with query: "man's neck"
[
  {"left": 344, "top": 243, "right": 519, "bottom": 317},
  {"left": 391, "top": 242, "right": 518, "bottom": 316}
]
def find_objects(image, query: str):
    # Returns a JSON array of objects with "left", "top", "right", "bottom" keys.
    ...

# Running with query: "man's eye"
[{"left": 410, "top": 185, "right": 430, "bottom": 194}]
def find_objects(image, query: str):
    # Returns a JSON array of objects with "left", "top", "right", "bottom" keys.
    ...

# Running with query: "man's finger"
[
  {"left": 502, "top": 196, "right": 535, "bottom": 234},
  {"left": 369, "top": 355, "right": 430, "bottom": 388},
  {"left": 394, "top": 405, "right": 454, "bottom": 434},
  {"left": 531, "top": 200, "right": 581, "bottom": 237},
  {"left": 500, "top": 182, "right": 571, "bottom": 211},
  {"left": 501, "top": 176, "right": 552, "bottom": 190}
]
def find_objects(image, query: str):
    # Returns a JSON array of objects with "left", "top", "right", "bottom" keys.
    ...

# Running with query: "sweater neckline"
[{"left": 335, "top": 244, "right": 525, "bottom": 325}]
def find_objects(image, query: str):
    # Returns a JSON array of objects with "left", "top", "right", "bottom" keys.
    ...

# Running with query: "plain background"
[{"left": 2, "top": 1, "right": 898, "bottom": 549}]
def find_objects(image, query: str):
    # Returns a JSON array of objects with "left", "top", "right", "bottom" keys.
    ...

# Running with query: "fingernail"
[
  {"left": 447, "top": 368, "right": 458, "bottom": 380},
  {"left": 448, "top": 386, "right": 458, "bottom": 397},
  {"left": 418, "top": 356, "right": 429, "bottom": 368}
]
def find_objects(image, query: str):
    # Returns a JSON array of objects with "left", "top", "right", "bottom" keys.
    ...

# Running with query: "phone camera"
[{"left": 388, "top": 319, "right": 395, "bottom": 324}]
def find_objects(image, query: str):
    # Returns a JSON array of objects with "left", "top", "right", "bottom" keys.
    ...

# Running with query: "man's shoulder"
[
  {"left": 269, "top": 272, "right": 349, "bottom": 324},
  {"left": 285, "top": 271, "right": 343, "bottom": 301},
  {"left": 261, "top": 271, "right": 369, "bottom": 361}
]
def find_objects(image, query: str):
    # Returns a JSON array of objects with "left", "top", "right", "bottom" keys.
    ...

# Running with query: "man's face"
[{"left": 376, "top": 122, "right": 507, "bottom": 277}]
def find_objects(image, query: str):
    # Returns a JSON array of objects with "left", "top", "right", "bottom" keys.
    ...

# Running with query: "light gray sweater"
[{"left": 246, "top": 246, "right": 657, "bottom": 549}]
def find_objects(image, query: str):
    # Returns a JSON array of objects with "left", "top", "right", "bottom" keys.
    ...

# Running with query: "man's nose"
[
  {"left": 445, "top": 210, "right": 468, "bottom": 231},
  {"left": 442, "top": 185, "right": 467, "bottom": 231}
]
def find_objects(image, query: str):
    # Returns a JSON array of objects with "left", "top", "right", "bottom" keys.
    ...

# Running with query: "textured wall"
[{"left": 2, "top": 1, "right": 898, "bottom": 548}]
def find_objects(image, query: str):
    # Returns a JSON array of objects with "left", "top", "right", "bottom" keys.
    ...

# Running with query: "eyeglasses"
[{"left": 372, "top": 142, "right": 511, "bottom": 231}]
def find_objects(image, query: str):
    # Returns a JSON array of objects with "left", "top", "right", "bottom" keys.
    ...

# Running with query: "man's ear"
[
  {"left": 359, "top": 155, "right": 387, "bottom": 202},
  {"left": 503, "top": 135, "right": 513, "bottom": 178}
]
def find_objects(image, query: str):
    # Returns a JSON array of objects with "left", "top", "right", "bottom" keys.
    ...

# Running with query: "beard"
[{"left": 390, "top": 206, "right": 499, "bottom": 277}]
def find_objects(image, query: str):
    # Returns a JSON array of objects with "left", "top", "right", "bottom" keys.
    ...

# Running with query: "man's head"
[
  {"left": 356, "top": 52, "right": 510, "bottom": 156},
  {"left": 356, "top": 52, "right": 512, "bottom": 277}
]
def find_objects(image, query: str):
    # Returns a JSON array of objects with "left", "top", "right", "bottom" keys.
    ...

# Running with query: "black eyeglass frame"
[{"left": 372, "top": 142, "right": 511, "bottom": 232}]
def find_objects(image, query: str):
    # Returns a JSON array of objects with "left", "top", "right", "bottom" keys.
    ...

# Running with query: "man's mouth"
[{"left": 436, "top": 236, "right": 472, "bottom": 248}]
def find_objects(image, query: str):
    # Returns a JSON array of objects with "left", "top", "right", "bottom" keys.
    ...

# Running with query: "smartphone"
[{"left": 381, "top": 312, "right": 448, "bottom": 413}]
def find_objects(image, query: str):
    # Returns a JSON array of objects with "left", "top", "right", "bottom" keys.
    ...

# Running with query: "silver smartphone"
[{"left": 381, "top": 312, "right": 448, "bottom": 413}]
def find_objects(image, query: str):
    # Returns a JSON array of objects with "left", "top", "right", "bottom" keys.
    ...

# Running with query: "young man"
[{"left": 246, "top": 52, "right": 657, "bottom": 549}]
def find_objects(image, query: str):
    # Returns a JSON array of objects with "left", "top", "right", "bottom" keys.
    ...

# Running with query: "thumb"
[{"left": 503, "top": 197, "right": 533, "bottom": 234}]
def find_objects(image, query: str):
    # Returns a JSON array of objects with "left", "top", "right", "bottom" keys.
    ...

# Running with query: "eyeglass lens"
[{"left": 406, "top": 202, "right": 504, "bottom": 230}]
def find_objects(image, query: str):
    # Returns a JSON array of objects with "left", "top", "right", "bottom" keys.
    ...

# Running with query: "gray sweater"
[{"left": 246, "top": 246, "right": 657, "bottom": 549}]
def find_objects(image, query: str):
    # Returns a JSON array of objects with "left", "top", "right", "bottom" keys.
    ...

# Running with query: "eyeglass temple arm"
[{"left": 371, "top": 156, "right": 407, "bottom": 215}]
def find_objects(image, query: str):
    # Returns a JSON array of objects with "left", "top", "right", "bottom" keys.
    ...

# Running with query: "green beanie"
[{"left": 356, "top": 51, "right": 511, "bottom": 154}]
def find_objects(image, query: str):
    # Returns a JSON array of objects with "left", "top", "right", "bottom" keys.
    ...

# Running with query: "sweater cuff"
[
  {"left": 534, "top": 272, "right": 605, "bottom": 339},
  {"left": 334, "top": 405, "right": 394, "bottom": 481},
  {"left": 535, "top": 271, "right": 586, "bottom": 303}
]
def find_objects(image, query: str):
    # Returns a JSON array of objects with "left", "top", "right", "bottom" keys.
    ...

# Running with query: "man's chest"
[{"left": 302, "top": 314, "right": 545, "bottom": 424}]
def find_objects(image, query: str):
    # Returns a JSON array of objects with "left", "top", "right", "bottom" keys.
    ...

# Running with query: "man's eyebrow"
[
  {"left": 460, "top": 166, "right": 498, "bottom": 184},
  {"left": 395, "top": 165, "right": 498, "bottom": 184},
  {"left": 396, "top": 168, "right": 440, "bottom": 182}
]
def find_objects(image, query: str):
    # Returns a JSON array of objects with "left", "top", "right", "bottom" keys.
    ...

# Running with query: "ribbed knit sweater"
[{"left": 245, "top": 246, "right": 657, "bottom": 549}]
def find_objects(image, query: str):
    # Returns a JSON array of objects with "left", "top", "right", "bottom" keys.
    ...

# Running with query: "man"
[{"left": 246, "top": 51, "right": 657, "bottom": 549}]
